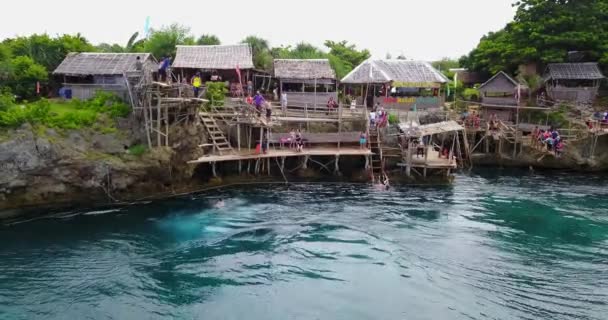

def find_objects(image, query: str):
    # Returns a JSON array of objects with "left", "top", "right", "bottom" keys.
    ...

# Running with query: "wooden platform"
[
  {"left": 188, "top": 147, "right": 372, "bottom": 164},
  {"left": 398, "top": 146, "right": 457, "bottom": 169}
]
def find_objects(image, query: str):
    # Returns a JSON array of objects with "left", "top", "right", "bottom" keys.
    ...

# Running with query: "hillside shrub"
[{"left": 205, "top": 82, "right": 227, "bottom": 107}]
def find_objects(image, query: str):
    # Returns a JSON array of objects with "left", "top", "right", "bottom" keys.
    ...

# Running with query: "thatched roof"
[
  {"left": 273, "top": 59, "right": 336, "bottom": 80},
  {"left": 53, "top": 53, "right": 153, "bottom": 76},
  {"left": 479, "top": 71, "right": 520, "bottom": 91},
  {"left": 172, "top": 44, "right": 254, "bottom": 70},
  {"left": 341, "top": 60, "right": 448, "bottom": 85},
  {"left": 399, "top": 120, "right": 464, "bottom": 137},
  {"left": 545, "top": 63, "right": 605, "bottom": 80}
]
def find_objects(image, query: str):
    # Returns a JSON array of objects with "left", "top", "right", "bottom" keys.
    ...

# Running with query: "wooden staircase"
[
  {"left": 199, "top": 113, "right": 234, "bottom": 155},
  {"left": 369, "top": 126, "right": 385, "bottom": 183}
]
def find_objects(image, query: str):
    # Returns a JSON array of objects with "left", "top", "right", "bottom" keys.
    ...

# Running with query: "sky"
[{"left": 0, "top": 0, "right": 517, "bottom": 61}]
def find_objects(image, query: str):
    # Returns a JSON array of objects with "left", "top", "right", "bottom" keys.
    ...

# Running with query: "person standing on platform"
[
  {"left": 281, "top": 91, "right": 288, "bottom": 115},
  {"left": 191, "top": 72, "right": 202, "bottom": 98},
  {"left": 254, "top": 91, "right": 265, "bottom": 114}
]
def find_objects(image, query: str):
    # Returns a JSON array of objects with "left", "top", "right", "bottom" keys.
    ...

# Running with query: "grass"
[{"left": 128, "top": 144, "right": 147, "bottom": 156}]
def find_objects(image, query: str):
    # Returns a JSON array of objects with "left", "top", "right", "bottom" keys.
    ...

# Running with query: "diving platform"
[{"left": 188, "top": 147, "right": 372, "bottom": 164}]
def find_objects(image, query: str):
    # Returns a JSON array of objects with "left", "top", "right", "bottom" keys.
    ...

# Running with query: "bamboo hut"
[
  {"left": 478, "top": 71, "right": 525, "bottom": 122},
  {"left": 273, "top": 59, "right": 337, "bottom": 107},
  {"left": 543, "top": 63, "right": 605, "bottom": 104},
  {"left": 172, "top": 44, "right": 255, "bottom": 96},
  {"left": 53, "top": 53, "right": 156, "bottom": 100},
  {"left": 341, "top": 59, "right": 447, "bottom": 110}
]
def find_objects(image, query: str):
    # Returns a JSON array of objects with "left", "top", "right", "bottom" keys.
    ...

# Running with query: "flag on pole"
[
  {"left": 453, "top": 72, "right": 458, "bottom": 89},
  {"left": 144, "top": 16, "right": 151, "bottom": 39},
  {"left": 36, "top": 81, "right": 40, "bottom": 95},
  {"left": 446, "top": 82, "right": 451, "bottom": 97}
]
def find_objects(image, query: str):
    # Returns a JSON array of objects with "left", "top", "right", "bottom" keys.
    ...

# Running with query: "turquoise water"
[{"left": 1, "top": 171, "right": 607, "bottom": 319}]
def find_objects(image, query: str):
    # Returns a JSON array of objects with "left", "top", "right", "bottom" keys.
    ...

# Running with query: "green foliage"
[
  {"left": 388, "top": 113, "right": 399, "bottom": 125},
  {"left": 241, "top": 36, "right": 272, "bottom": 70},
  {"left": 0, "top": 92, "right": 15, "bottom": 111},
  {"left": 128, "top": 144, "right": 147, "bottom": 156},
  {"left": 0, "top": 92, "right": 129, "bottom": 129},
  {"left": 324, "top": 40, "right": 371, "bottom": 75},
  {"left": 145, "top": 24, "right": 195, "bottom": 58},
  {"left": 462, "top": 0, "right": 608, "bottom": 74},
  {"left": 205, "top": 82, "right": 228, "bottom": 106},
  {"left": 270, "top": 40, "right": 371, "bottom": 79},
  {"left": 462, "top": 88, "right": 480, "bottom": 101},
  {"left": 3, "top": 33, "right": 94, "bottom": 71},
  {"left": 196, "top": 34, "right": 221, "bottom": 45},
  {"left": 8, "top": 56, "right": 48, "bottom": 100},
  {"left": 432, "top": 58, "right": 459, "bottom": 78}
]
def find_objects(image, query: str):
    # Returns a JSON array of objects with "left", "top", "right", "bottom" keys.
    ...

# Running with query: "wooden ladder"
[
  {"left": 369, "top": 126, "right": 385, "bottom": 183},
  {"left": 199, "top": 113, "right": 234, "bottom": 155}
]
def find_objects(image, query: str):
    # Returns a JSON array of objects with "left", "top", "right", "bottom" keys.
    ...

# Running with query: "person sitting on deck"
[
  {"left": 254, "top": 91, "right": 265, "bottom": 114},
  {"left": 326, "top": 97, "right": 338, "bottom": 115},
  {"left": 359, "top": 132, "right": 367, "bottom": 150},
  {"left": 191, "top": 72, "right": 202, "bottom": 98},
  {"left": 289, "top": 129, "right": 296, "bottom": 149},
  {"left": 295, "top": 129, "right": 304, "bottom": 152}
]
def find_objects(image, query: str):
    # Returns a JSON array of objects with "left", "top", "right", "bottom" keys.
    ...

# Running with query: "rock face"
[{"left": 0, "top": 123, "right": 206, "bottom": 211}]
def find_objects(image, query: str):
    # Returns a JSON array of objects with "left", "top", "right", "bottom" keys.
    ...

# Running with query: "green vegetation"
[
  {"left": 196, "top": 34, "right": 221, "bottom": 46},
  {"left": 205, "top": 82, "right": 228, "bottom": 107},
  {"left": 144, "top": 24, "right": 195, "bottom": 59},
  {"left": 269, "top": 40, "right": 370, "bottom": 79},
  {"left": 128, "top": 144, "right": 147, "bottom": 156},
  {"left": 0, "top": 91, "right": 130, "bottom": 130},
  {"left": 96, "top": 32, "right": 145, "bottom": 53},
  {"left": 462, "top": 88, "right": 480, "bottom": 101},
  {"left": 461, "top": 0, "right": 608, "bottom": 75},
  {"left": 388, "top": 113, "right": 399, "bottom": 125}
]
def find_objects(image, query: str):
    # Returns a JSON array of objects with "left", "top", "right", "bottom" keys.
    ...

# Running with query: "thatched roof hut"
[
  {"left": 273, "top": 59, "right": 336, "bottom": 81},
  {"left": 544, "top": 63, "right": 604, "bottom": 81},
  {"left": 543, "top": 63, "right": 605, "bottom": 104},
  {"left": 172, "top": 44, "right": 254, "bottom": 70},
  {"left": 341, "top": 60, "right": 448, "bottom": 86},
  {"left": 53, "top": 53, "right": 155, "bottom": 76}
]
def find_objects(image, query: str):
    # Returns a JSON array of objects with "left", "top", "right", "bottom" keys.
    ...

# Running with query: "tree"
[
  {"left": 0, "top": 43, "right": 12, "bottom": 81},
  {"left": 196, "top": 34, "right": 221, "bottom": 45},
  {"left": 96, "top": 43, "right": 125, "bottom": 53},
  {"left": 324, "top": 40, "right": 370, "bottom": 71},
  {"left": 8, "top": 56, "right": 48, "bottom": 100},
  {"left": 241, "top": 36, "right": 272, "bottom": 70},
  {"left": 145, "top": 24, "right": 195, "bottom": 58},
  {"left": 462, "top": 0, "right": 608, "bottom": 75},
  {"left": 4, "top": 33, "right": 94, "bottom": 72},
  {"left": 385, "top": 53, "right": 392, "bottom": 60}
]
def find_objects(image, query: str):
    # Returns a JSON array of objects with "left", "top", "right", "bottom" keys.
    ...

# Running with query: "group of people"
[
  {"left": 278, "top": 129, "right": 304, "bottom": 152},
  {"left": 532, "top": 126, "right": 565, "bottom": 157},
  {"left": 461, "top": 110, "right": 481, "bottom": 129},
  {"left": 370, "top": 103, "right": 388, "bottom": 128},
  {"left": 244, "top": 91, "right": 274, "bottom": 120}
]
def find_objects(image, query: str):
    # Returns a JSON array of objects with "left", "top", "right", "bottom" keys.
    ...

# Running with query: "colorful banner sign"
[{"left": 382, "top": 96, "right": 440, "bottom": 106}]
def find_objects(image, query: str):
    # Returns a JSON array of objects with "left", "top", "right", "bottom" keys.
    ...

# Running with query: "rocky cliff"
[{"left": 0, "top": 122, "right": 205, "bottom": 212}]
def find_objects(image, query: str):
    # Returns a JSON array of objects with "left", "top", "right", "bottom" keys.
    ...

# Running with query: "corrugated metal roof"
[
  {"left": 341, "top": 60, "right": 448, "bottom": 84},
  {"left": 545, "top": 63, "right": 605, "bottom": 80},
  {"left": 53, "top": 53, "right": 154, "bottom": 76},
  {"left": 172, "top": 44, "right": 254, "bottom": 70},
  {"left": 273, "top": 59, "right": 336, "bottom": 80}
]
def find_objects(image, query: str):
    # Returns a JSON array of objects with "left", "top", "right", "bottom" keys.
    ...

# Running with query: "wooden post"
[
  {"left": 513, "top": 104, "right": 519, "bottom": 158},
  {"left": 164, "top": 104, "right": 169, "bottom": 146},
  {"left": 338, "top": 102, "right": 343, "bottom": 150},
  {"left": 406, "top": 141, "right": 413, "bottom": 177},
  {"left": 334, "top": 155, "right": 340, "bottom": 175},
  {"left": 156, "top": 94, "right": 162, "bottom": 147},
  {"left": 142, "top": 94, "right": 152, "bottom": 148},
  {"left": 212, "top": 162, "right": 217, "bottom": 178},
  {"left": 302, "top": 155, "right": 309, "bottom": 169}
]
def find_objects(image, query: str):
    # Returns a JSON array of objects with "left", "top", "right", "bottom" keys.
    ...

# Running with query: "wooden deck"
[
  {"left": 188, "top": 147, "right": 372, "bottom": 164},
  {"left": 399, "top": 146, "right": 458, "bottom": 169}
]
